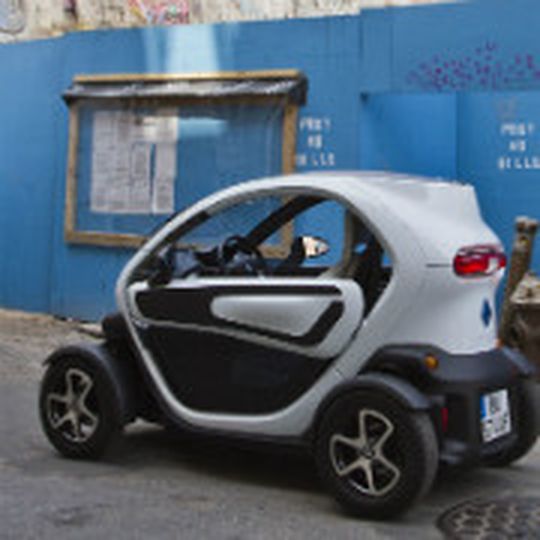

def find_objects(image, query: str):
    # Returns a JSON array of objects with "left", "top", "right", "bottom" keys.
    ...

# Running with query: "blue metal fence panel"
[
  {"left": 0, "top": 39, "right": 63, "bottom": 313},
  {"left": 457, "top": 91, "right": 540, "bottom": 272},
  {"left": 392, "top": 0, "right": 540, "bottom": 94},
  {"left": 359, "top": 0, "right": 540, "bottom": 276},
  {"left": 359, "top": 93, "right": 457, "bottom": 178}
]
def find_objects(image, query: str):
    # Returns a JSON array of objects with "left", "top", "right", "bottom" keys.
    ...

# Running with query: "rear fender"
[{"left": 311, "top": 372, "right": 432, "bottom": 440}]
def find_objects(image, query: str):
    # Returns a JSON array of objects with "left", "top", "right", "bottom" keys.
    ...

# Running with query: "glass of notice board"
[{"left": 62, "top": 71, "right": 307, "bottom": 248}]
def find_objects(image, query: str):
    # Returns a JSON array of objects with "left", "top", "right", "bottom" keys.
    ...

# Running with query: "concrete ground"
[{"left": 0, "top": 308, "right": 539, "bottom": 540}]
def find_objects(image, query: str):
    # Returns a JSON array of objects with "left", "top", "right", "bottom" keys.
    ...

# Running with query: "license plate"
[{"left": 480, "top": 389, "right": 512, "bottom": 443}]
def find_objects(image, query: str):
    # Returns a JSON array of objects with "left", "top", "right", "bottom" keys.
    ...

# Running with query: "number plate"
[{"left": 480, "top": 389, "right": 512, "bottom": 443}]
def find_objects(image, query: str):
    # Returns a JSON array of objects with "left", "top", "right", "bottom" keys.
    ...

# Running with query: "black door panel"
[
  {"left": 130, "top": 278, "right": 363, "bottom": 414},
  {"left": 144, "top": 326, "right": 331, "bottom": 414}
]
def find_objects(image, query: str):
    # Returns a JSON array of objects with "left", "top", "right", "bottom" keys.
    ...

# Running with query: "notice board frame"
[{"left": 63, "top": 70, "right": 305, "bottom": 250}]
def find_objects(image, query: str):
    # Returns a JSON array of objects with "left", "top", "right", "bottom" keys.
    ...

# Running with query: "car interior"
[{"left": 142, "top": 194, "right": 393, "bottom": 314}]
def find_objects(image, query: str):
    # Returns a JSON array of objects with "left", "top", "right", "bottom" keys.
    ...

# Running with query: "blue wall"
[
  {"left": 359, "top": 0, "right": 540, "bottom": 273},
  {"left": 1, "top": 0, "right": 539, "bottom": 320},
  {"left": 359, "top": 93, "right": 457, "bottom": 178}
]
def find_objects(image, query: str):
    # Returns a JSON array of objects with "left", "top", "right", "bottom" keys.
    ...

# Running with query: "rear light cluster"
[
  {"left": 440, "top": 406, "right": 449, "bottom": 434},
  {"left": 453, "top": 244, "right": 507, "bottom": 277}
]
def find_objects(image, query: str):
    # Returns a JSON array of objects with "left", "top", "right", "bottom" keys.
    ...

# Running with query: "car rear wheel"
[
  {"left": 314, "top": 389, "right": 438, "bottom": 519},
  {"left": 39, "top": 355, "right": 124, "bottom": 459}
]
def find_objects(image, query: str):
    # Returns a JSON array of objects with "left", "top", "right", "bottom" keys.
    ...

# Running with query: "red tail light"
[
  {"left": 441, "top": 406, "right": 449, "bottom": 434},
  {"left": 453, "top": 244, "right": 506, "bottom": 277}
]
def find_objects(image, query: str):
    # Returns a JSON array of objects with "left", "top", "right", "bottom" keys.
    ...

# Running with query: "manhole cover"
[{"left": 437, "top": 497, "right": 540, "bottom": 539}]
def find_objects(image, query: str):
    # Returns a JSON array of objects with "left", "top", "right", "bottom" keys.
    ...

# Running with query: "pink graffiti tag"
[{"left": 128, "top": 0, "right": 189, "bottom": 25}]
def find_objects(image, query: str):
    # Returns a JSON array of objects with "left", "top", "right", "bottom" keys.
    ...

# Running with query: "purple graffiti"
[{"left": 406, "top": 41, "right": 540, "bottom": 91}]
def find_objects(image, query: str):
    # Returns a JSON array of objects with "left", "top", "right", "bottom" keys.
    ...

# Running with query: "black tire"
[
  {"left": 484, "top": 383, "right": 539, "bottom": 467},
  {"left": 314, "top": 390, "right": 438, "bottom": 519},
  {"left": 39, "top": 354, "right": 124, "bottom": 459}
]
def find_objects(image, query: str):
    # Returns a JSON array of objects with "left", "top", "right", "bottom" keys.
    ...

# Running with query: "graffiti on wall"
[
  {"left": 407, "top": 42, "right": 540, "bottom": 91},
  {"left": 0, "top": 0, "right": 24, "bottom": 33},
  {"left": 190, "top": 0, "right": 447, "bottom": 22},
  {"left": 128, "top": 0, "right": 189, "bottom": 25}
]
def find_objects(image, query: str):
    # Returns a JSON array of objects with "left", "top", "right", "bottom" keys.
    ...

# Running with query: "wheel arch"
[
  {"left": 309, "top": 371, "right": 432, "bottom": 442},
  {"left": 361, "top": 346, "right": 434, "bottom": 383}
]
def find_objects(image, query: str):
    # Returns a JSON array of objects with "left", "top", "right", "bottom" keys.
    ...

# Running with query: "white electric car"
[{"left": 39, "top": 172, "right": 539, "bottom": 518}]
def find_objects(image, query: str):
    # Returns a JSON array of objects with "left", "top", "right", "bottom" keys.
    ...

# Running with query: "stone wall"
[
  {"left": 190, "top": 0, "right": 446, "bottom": 23},
  {"left": 0, "top": 0, "right": 447, "bottom": 42}
]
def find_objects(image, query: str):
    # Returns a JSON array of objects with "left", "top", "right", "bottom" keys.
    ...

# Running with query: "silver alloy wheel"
[
  {"left": 45, "top": 368, "right": 99, "bottom": 443},
  {"left": 329, "top": 408, "right": 401, "bottom": 497}
]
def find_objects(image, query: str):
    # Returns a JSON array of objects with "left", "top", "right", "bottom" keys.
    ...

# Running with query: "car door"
[{"left": 126, "top": 192, "right": 365, "bottom": 414}]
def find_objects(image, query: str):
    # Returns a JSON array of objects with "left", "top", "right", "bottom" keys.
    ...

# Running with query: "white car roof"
[
  {"left": 216, "top": 171, "right": 498, "bottom": 265},
  {"left": 264, "top": 170, "right": 467, "bottom": 198},
  {"left": 139, "top": 170, "right": 499, "bottom": 267}
]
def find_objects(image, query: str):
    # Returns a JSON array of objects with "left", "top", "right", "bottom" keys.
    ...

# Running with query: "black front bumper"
[{"left": 369, "top": 345, "right": 539, "bottom": 466}]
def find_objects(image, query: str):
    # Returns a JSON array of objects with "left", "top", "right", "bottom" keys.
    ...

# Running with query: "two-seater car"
[{"left": 39, "top": 172, "right": 539, "bottom": 518}]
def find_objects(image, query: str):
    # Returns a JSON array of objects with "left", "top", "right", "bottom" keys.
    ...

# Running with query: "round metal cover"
[{"left": 437, "top": 497, "right": 540, "bottom": 539}]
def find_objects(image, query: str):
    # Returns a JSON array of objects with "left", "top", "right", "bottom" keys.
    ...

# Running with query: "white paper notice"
[
  {"left": 152, "top": 142, "right": 176, "bottom": 214},
  {"left": 90, "top": 109, "right": 178, "bottom": 214}
]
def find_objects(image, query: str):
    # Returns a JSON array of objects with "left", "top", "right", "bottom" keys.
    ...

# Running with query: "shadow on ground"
[{"left": 115, "top": 423, "right": 322, "bottom": 493}]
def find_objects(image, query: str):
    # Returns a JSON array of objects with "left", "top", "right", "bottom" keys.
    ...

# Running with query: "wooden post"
[{"left": 499, "top": 216, "right": 539, "bottom": 343}]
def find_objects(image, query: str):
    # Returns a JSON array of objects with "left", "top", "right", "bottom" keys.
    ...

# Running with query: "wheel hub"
[
  {"left": 45, "top": 367, "right": 99, "bottom": 443},
  {"left": 361, "top": 446, "right": 375, "bottom": 460},
  {"left": 329, "top": 408, "right": 401, "bottom": 498}
]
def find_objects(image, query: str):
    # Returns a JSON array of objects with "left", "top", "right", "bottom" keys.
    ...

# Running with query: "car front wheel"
[
  {"left": 314, "top": 389, "right": 438, "bottom": 519},
  {"left": 39, "top": 354, "right": 124, "bottom": 459}
]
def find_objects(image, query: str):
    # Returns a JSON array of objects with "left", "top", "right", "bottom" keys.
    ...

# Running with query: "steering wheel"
[{"left": 218, "top": 235, "right": 267, "bottom": 275}]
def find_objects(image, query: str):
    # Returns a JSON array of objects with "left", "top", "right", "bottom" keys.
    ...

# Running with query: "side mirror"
[{"left": 301, "top": 236, "right": 330, "bottom": 259}]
